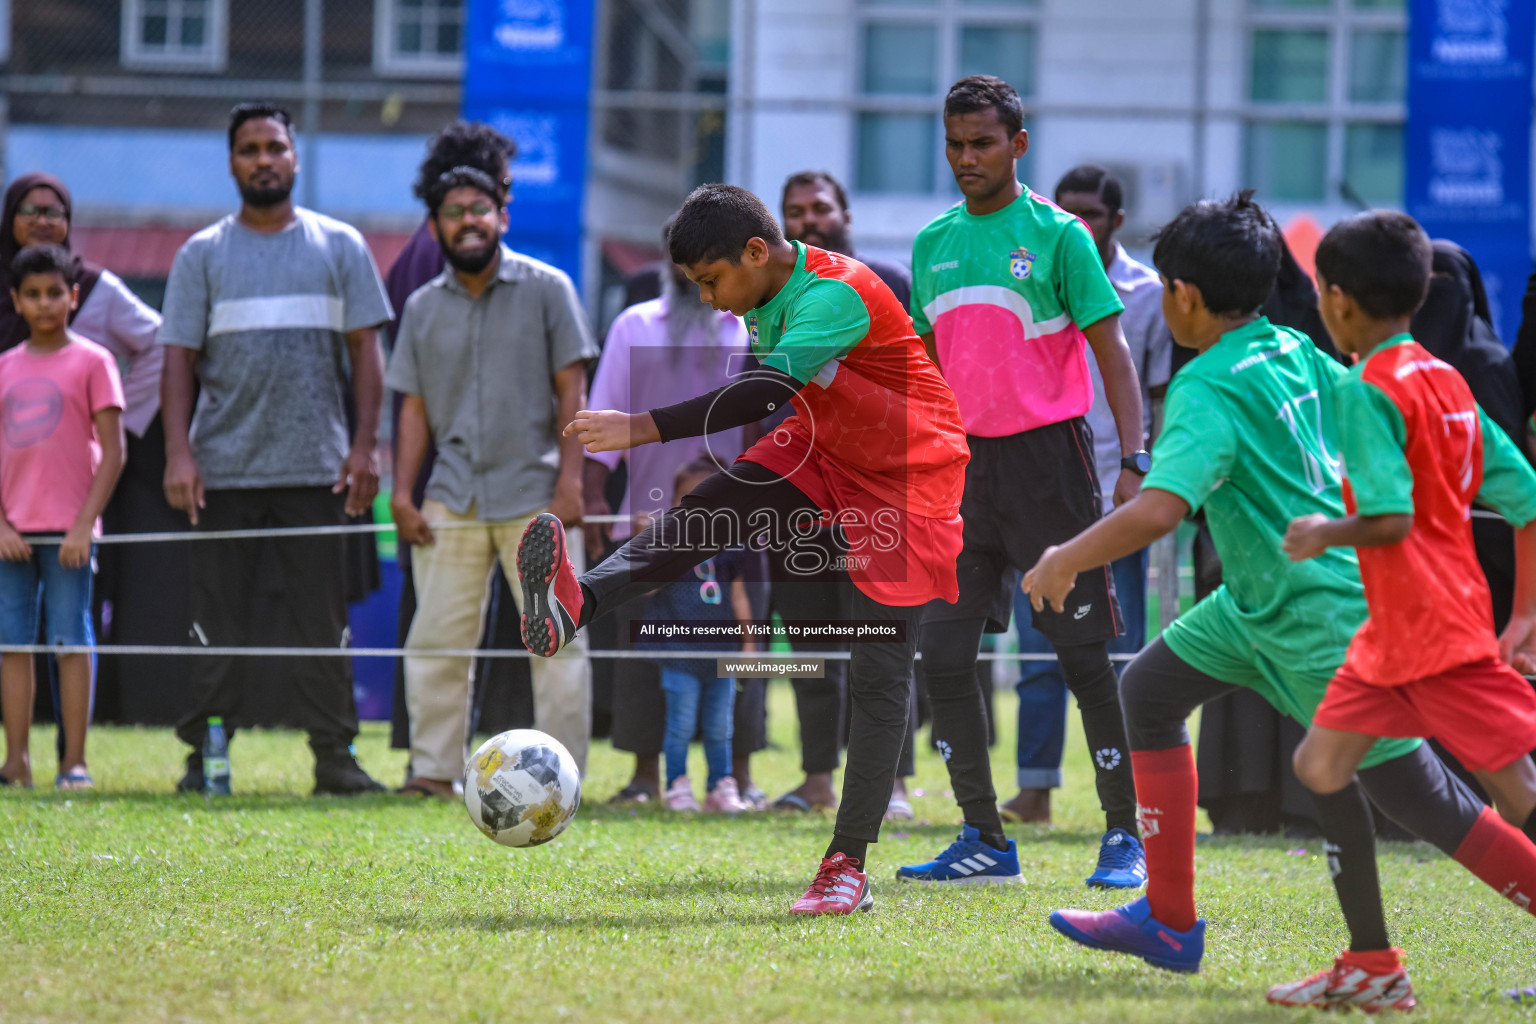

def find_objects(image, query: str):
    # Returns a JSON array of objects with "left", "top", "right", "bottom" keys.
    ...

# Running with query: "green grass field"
[{"left": 4, "top": 684, "right": 1535, "bottom": 1023}]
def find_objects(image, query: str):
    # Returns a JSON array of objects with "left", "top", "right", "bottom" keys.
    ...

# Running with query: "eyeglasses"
[
  {"left": 16, "top": 203, "right": 66, "bottom": 222},
  {"left": 693, "top": 560, "right": 722, "bottom": 605},
  {"left": 438, "top": 200, "right": 496, "bottom": 220}
]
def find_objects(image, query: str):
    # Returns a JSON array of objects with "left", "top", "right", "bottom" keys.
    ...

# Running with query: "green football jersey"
[{"left": 1144, "top": 317, "right": 1365, "bottom": 676}]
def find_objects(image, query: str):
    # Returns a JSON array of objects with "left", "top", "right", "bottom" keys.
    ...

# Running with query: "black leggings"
[
  {"left": 1121, "top": 638, "right": 1485, "bottom": 854},
  {"left": 919, "top": 616, "right": 1137, "bottom": 834},
  {"left": 582, "top": 460, "right": 921, "bottom": 843}
]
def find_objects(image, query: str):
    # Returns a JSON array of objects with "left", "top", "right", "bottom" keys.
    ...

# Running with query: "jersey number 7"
[{"left": 1276, "top": 390, "right": 1340, "bottom": 496}]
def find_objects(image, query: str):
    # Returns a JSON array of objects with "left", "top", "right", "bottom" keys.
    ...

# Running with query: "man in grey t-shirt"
[{"left": 158, "top": 103, "right": 393, "bottom": 796}]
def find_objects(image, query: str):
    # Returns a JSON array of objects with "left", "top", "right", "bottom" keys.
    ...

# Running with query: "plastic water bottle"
[{"left": 204, "top": 717, "right": 232, "bottom": 796}]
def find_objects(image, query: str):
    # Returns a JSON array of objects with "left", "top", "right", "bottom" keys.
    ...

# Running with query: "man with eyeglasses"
[
  {"left": 159, "top": 102, "right": 394, "bottom": 795},
  {"left": 382, "top": 120, "right": 518, "bottom": 778},
  {"left": 386, "top": 166, "right": 597, "bottom": 798}
]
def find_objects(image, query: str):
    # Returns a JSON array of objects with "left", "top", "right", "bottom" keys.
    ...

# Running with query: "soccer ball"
[{"left": 463, "top": 729, "right": 582, "bottom": 848}]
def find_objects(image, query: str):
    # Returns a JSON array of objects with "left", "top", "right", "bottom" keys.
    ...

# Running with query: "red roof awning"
[
  {"left": 70, "top": 225, "right": 416, "bottom": 281},
  {"left": 601, "top": 237, "right": 664, "bottom": 277}
]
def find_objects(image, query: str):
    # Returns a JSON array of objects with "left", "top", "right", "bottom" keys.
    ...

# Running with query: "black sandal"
[{"left": 609, "top": 782, "right": 657, "bottom": 805}]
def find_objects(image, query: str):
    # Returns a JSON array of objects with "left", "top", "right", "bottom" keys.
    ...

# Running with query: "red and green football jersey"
[
  {"left": 740, "top": 242, "right": 969, "bottom": 605},
  {"left": 1339, "top": 335, "right": 1536, "bottom": 686}
]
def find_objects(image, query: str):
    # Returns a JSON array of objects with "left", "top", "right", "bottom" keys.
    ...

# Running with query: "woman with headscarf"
[{"left": 0, "top": 173, "right": 187, "bottom": 735}]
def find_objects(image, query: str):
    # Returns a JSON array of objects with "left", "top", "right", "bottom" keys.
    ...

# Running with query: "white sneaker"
[
  {"left": 664, "top": 775, "right": 700, "bottom": 812},
  {"left": 704, "top": 776, "right": 751, "bottom": 813}
]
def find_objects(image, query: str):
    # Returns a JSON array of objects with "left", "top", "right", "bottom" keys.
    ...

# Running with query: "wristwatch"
[{"left": 1120, "top": 450, "right": 1152, "bottom": 476}]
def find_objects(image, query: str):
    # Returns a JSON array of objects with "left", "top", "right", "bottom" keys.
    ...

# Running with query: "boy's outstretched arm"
[
  {"left": 1500, "top": 521, "right": 1536, "bottom": 675},
  {"left": 566, "top": 364, "right": 808, "bottom": 453},
  {"left": 1281, "top": 512, "right": 1413, "bottom": 562},
  {"left": 1023, "top": 488, "right": 1189, "bottom": 613}
]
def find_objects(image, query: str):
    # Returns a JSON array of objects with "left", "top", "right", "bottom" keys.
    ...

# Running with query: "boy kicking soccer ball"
[
  {"left": 517, "top": 183, "right": 970, "bottom": 915},
  {"left": 1273, "top": 210, "right": 1536, "bottom": 1009},
  {"left": 1024, "top": 193, "right": 1536, "bottom": 1010}
]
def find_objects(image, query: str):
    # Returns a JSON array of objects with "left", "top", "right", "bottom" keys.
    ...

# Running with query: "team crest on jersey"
[
  {"left": 746, "top": 315, "right": 760, "bottom": 348},
  {"left": 1008, "top": 247, "right": 1036, "bottom": 280}
]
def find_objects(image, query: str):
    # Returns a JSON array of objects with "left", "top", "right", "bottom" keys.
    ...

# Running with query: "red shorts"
[{"left": 1314, "top": 657, "right": 1536, "bottom": 772}]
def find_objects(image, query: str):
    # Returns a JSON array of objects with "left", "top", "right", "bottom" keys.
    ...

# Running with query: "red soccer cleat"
[
  {"left": 1267, "top": 948, "right": 1415, "bottom": 1013},
  {"left": 790, "top": 853, "right": 874, "bottom": 916},
  {"left": 516, "top": 513, "right": 584, "bottom": 657}
]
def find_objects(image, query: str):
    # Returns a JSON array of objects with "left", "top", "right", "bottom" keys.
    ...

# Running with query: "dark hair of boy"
[
  {"left": 414, "top": 121, "right": 518, "bottom": 201},
  {"left": 676, "top": 455, "right": 725, "bottom": 488},
  {"left": 1152, "top": 190, "right": 1281, "bottom": 316},
  {"left": 1314, "top": 210, "right": 1433, "bottom": 320},
  {"left": 781, "top": 170, "right": 849, "bottom": 214},
  {"left": 668, "top": 184, "right": 786, "bottom": 266},
  {"left": 1055, "top": 164, "right": 1123, "bottom": 215},
  {"left": 943, "top": 75, "right": 1025, "bottom": 136},
  {"left": 9, "top": 243, "right": 77, "bottom": 288},
  {"left": 426, "top": 166, "right": 501, "bottom": 219},
  {"left": 227, "top": 102, "right": 293, "bottom": 150}
]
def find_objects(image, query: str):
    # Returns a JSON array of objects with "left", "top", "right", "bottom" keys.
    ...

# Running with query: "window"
[
  {"left": 855, "top": 0, "right": 1038, "bottom": 196},
  {"left": 121, "top": 0, "right": 228, "bottom": 71},
  {"left": 1243, "top": 0, "right": 1406, "bottom": 206},
  {"left": 374, "top": 0, "right": 465, "bottom": 78}
]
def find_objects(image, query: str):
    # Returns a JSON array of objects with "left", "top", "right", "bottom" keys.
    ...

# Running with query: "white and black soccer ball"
[{"left": 463, "top": 729, "right": 581, "bottom": 848}]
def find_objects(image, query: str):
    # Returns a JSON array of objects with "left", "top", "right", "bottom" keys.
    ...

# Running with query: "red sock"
[
  {"left": 1453, "top": 807, "right": 1536, "bottom": 917},
  {"left": 1131, "top": 745, "right": 1199, "bottom": 932}
]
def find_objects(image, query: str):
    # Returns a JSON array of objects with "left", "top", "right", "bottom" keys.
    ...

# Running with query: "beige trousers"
[{"left": 404, "top": 501, "right": 591, "bottom": 780}]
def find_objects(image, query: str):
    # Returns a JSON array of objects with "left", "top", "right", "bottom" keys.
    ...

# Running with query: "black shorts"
[{"left": 924, "top": 418, "right": 1121, "bottom": 645}]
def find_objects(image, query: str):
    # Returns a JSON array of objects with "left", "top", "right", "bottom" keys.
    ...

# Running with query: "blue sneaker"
[
  {"left": 1085, "top": 827, "right": 1147, "bottom": 889},
  {"left": 894, "top": 824, "right": 1024, "bottom": 885},
  {"left": 1048, "top": 897, "right": 1204, "bottom": 973}
]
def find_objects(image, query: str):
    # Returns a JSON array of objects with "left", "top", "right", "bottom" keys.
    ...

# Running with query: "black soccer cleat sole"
[{"left": 517, "top": 513, "right": 567, "bottom": 657}]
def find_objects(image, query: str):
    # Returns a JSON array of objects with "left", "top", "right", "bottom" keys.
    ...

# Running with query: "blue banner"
[
  {"left": 463, "top": 0, "right": 594, "bottom": 288},
  {"left": 1406, "top": 0, "right": 1534, "bottom": 347}
]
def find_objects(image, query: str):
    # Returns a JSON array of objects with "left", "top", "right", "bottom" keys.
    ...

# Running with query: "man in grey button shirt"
[
  {"left": 158, "top": 103, "right": 393, "bottom": 795},
  {"left": 388, "top": 166, "right": 596, "bottom": 795}
]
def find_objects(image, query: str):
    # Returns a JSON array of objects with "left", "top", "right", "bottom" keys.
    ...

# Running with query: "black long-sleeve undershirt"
[{"left": 649, "top": 365, "right": 807, "bottom": 442}]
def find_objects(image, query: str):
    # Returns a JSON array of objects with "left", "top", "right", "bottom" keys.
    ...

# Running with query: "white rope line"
[
  {"left": 0, "top": 643, "right": 1135, "bottom": 663},
  {"left": 18, "top": 508, "right": 1516, "bottom": 546},
  {"left": 26, "top": 515, "right": 634, "bottom": 546}
]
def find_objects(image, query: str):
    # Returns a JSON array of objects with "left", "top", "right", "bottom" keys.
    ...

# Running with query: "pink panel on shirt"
[{"left": 934, "top": 305, "right": 1091, "bottom": 437}]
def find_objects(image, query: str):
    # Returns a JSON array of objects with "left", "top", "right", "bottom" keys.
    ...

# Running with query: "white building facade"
[{"left": 723, "top": 0, "right": 1410, "bottom": 264}]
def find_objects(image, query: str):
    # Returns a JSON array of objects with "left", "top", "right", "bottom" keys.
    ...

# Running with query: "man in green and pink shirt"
[{"left": 896, "top": 75, "right": 1150, "bottom": 889}]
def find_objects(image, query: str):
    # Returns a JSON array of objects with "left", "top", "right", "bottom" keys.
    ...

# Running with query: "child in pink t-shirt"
[{"left": 0, "top": 245, "right": 124, "bottom": 790}]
